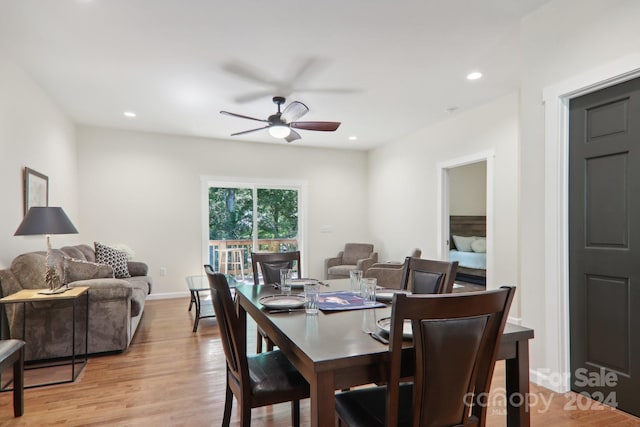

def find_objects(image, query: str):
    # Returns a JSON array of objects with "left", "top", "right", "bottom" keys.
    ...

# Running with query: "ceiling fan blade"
[
  {"left": 281, "top": 101, "right": 309, "bottom": 123},
  {"left": 288, "top": 57, "right": 323, "bottom": 85},
  {"left": 290, "top": 121, "right": 341, "bottom": 132},
  {"left": 222, "top": 61, "right": 277, "bottom": 86},
  {"left": 234, "top": 90, "right": 278, "bottom": 104},
  {"left": 220, "top": 111, "right": 268, "bottom": 123},
  {"left": 230, "top": 126, "right": 270, "bottom": 136},
  {"left": 285, "top": 129, "right": 302, "bottom": 143}
]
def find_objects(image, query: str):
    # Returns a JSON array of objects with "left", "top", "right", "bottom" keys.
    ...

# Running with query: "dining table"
[{"left": 234, "top": 279, "right": 534, "bottom": 427}]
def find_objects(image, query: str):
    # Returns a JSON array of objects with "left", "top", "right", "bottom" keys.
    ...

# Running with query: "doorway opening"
[{"left": 438, "top": 151, "right": 494, "bottom": 288}]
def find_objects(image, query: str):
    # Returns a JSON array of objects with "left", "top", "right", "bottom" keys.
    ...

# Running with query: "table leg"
[
  {"left": 84, "top": 291, "right": 89, "bottom": 368},
  {"left": 310, "top": 371, "right": 336, "bottom": 427},
  {"left": 72, "top": 297, "right": 76, "bottom": 381},
  {"left": 192, "top": 290, "right": 202, "bottom": 332},
  {"left": 13, "top": 346, "right": 24, "bottom": 416},
  {"left": 505, "top": 340, "right": 530, "bottom": 427}
]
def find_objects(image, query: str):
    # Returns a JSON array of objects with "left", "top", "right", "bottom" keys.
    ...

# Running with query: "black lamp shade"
[{"left": 15, "top": 207, "right": 78, "bottom": 236}]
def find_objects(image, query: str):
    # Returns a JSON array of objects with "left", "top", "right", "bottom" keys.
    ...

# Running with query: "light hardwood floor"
[{"left": 1, "top": 297, "right": 639, "bottom": 426}]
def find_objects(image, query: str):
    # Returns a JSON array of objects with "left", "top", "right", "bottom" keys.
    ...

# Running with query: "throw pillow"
[
  {"left": 95, "top": 242, "right": 131, "bottom": 278},
  {"left": 452, "top": 235, "right": 476, "bottom": 252},
  {"left": 471, "top": 238, "right": 487, "bottom": 253},
  {"left": 63, "top": 256, "right": 114, "bottom": 285}
]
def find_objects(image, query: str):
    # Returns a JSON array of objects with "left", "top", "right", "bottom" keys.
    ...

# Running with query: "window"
[{"left": 205, "top": 180, "right": 303, "bottom": 282}]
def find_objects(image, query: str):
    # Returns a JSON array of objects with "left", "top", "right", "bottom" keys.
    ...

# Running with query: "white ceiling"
[{"left": 0, "top": 0, "right": 550, "bottom": 150}]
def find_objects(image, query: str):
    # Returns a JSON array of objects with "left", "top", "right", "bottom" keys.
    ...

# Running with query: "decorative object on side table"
[{"left": 14, "top": 206, "right": 79, "bottom": 294}]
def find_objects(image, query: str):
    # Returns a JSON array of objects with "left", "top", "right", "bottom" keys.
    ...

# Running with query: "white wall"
[
  {"left": 0, "top": 51, "right": 78, "bottom": 267},
  {"left": 368, "top": 92, "right": 519, "bottom": 303},
  {"left": 449, "top": 161, "right": 487, "bottom": 216},
  {"left": 519, "top": 0, "right": 640, "bottom": 389},
  {"left": 76, "top": 126, "right": 369, "bottom": 297}
]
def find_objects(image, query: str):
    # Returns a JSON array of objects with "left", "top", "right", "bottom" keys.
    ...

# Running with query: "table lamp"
[{"left": 14, "top": 206, "right": 79, "bottom": 293}]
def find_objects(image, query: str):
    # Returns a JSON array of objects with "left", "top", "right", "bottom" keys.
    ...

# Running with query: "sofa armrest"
[
  {"left": 127, "top": 261, "right": 148, "bottom": 277},
  {"left": 325, "top": 252, "right": 344, "bottom": 269},
  {"left": 370, "top": 261, "right": 404, "bottom": 269}
]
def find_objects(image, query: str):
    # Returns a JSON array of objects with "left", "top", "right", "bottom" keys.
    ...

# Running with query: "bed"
[{"left": 449, "top": 215, "right": 486, "bottom": 286}]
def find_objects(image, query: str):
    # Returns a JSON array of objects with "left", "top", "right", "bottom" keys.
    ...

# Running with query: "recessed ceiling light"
[
  {"left": 123, "top": 111, "right": 137, "bottom": 118},
  {"left": 466, "top": 72, "right": 483, "bottom": 81},
  {"left": 348, "top": 136, "right": 358, "bottom": 141}
]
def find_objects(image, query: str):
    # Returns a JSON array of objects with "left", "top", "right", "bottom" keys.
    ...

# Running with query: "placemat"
[{"left": 317, "top": 291, "right": 385, "bottom": 311}]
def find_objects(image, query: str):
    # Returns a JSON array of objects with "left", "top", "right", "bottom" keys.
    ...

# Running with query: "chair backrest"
[
  {"left": 400, "top": 257, "right": 458, "bottom": 294},
  {"left": 203, "top": 265, "right": 249, "bottom": 394},
  {"left": 386, "top": 287, "right": 515, "bottom": 427},
  {"left": 342, "top": 243, "right": 374, "bottom": 265},
  {"left": 250, "top": 251, "right": 301, "bottom": 285}
]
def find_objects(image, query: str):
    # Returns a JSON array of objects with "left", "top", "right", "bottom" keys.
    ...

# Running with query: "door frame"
[
  {"left": 437, "top": 151, "right": 494, "bottom": 288},
  {"left": 541, "top": 54, "right": 640, "bottom": 393}
]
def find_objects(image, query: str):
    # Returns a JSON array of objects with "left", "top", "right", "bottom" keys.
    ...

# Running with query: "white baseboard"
[
  {"left": 530, "top": 368, "right": 570, "bottom": 393},
  {"left": 147, "top": 291, "right": 190, "bottom": 300}
]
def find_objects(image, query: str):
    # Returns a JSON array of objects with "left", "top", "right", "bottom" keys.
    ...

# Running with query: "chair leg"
[
  {"left": 13, "top": 347, "right": 24, "bottom": 417},
  {"left": 266, "top": 336, "right": 274, "bottom": 352},
  {"left": 291, "top": 400, "right": 300, "bottom": 427},
  {"left": 240, "top": 404, "right": 251, "bottom": 427},
  {"left": 256, "top": 330, "right": 263, "bottom": 354},
  {"left": 222, "top": 382, "right": 233, "bottom": 427}
]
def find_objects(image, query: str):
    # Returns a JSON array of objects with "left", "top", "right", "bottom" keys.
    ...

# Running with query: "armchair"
[
  {"left": 325, "top": 243, "right": 378, "bottom": 279},
  {"left": 364, "top": 248, "right": 421, "bottom": 289}
]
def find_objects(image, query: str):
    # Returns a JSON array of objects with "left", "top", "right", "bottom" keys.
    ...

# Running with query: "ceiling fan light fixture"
[{"left": 268, "top": 125, "right": 291, "bottom": 139}]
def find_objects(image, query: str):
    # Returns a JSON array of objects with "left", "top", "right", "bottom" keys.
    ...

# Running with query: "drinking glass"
[
  {"left": 350, "top": 270, "right": 363, "bottom": 294},
  {"left": 304, "top": 282, "right": 320, "bottom": 315},
  {"left": 280, "top": 268, "right": 292, "bottom": 295},
  {"left": 361, "top": 277, "right": 377, "bottom": 305}
]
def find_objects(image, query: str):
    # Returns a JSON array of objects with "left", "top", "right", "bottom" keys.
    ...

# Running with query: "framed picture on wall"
[{"left": 24, "top": 167, "right": 49, "bottom": 215}]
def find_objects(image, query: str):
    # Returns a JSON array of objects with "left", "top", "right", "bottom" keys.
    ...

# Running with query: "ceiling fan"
[{"left": 220, "top": 96, "right": 341, "bottom": 143}]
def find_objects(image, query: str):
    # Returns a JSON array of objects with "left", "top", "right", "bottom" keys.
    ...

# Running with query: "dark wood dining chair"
[
  {"left": 0, "top": 339, "right": 25, "bottom": 417},
  {"left": 204, "top": 268, "right": 310, "bottom": 427},
  {"left": 335, "top": 286, "right": 515, "bottom": 427},
  {"left": 250, "top": 251, "right": 301, "bottom": 353},
  {"left": 400, "top": 256, "right": 459, "bottom": 294}
]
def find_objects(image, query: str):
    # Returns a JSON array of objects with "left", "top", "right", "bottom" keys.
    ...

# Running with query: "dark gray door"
[{"left": 569, "top": 76, "right": 640, "bottom": 417}]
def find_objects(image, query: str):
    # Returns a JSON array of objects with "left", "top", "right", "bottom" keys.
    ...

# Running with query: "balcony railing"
[{"left": 208, "top": 238, "right": 298, "bottom": 278}]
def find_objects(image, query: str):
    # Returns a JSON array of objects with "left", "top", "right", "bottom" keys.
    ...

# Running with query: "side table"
[
  {"left": 0, "top": 286, "right": 89, "bottom": 389},
  {"left": 186, "top": 276, "right": 215, "bottom": 332}
]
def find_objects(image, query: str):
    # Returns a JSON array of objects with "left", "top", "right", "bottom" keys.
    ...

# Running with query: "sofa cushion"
[
  {"left": 9, "top": 253, "right": 47, "bottom": 290},
  {"left": 63, "top": 256, "right": 114, "bottom": 285},
  {"left": 60, "top": 244, "right": 97, "bottom": 262},
  {"left": 95, "top": 242, "right": 131, "bottom": 278}
]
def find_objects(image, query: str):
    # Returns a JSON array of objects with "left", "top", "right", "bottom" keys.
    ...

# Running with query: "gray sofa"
[{"left": 0, "top": 244, "right": 152, "bottom": 361}]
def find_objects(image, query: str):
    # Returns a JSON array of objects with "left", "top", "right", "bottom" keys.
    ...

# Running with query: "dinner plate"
[
  {"left": 375, "top": 289, "right": 411, "bottom": 302},
  {"left": 288, "top": 278, "right": 319, "bottom": 288},
  {"left": 259, "top": 295, "right": 306, "bottom": 309},
  {"left": 376, "top": 317, "right": 413, "bottom": 339}
]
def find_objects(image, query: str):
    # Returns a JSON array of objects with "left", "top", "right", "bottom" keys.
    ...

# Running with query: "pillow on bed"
[
  {"left": 471, "top": 238, "right": 487, "bottom": 253},
  {"left": 452, "top": 235, "right": 476, "bottom": 252}
]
